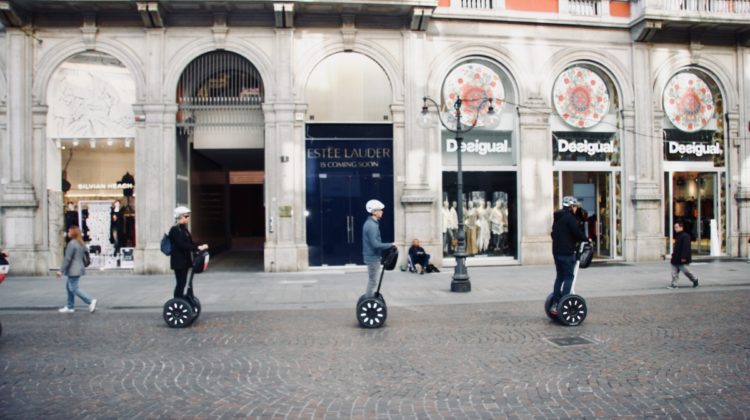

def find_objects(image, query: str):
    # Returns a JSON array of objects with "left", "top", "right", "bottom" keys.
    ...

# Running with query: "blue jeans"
[
  {"left": 551, "top": 254, "right": 576, "bottom": 303},
  {"left": 365, "top": 261, "right": 381, "bottom": 298},
  {"left": 66, "top": 276, "right": 92, "bottom": 309}
]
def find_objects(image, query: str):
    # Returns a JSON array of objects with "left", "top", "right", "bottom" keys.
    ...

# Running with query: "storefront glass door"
[
  {"left": 664, "top": 171, "right": 722, "bottom": 256},
  {"left": 554, "top": 171, "right": 619, "bottom": 258},
  {"left": 306, "top": 124, "right": 394, "bottom": 266}
]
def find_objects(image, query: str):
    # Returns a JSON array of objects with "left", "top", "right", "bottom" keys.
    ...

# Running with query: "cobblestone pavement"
[{"left": 1, "top": 289, "right": 749, "bottom": 419}]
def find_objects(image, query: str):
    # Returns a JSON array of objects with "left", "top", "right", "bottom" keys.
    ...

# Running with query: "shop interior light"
[
  {"left": 54, "top": 138, "right": 61, "bottom": 149},
  {"left": 124, "top": 138, "right": 132, "bottom": 148},
  {"left": 89, "top": 139, "right": 96, "bottom": 149},
  {"left": 72, "top": 139, "right": 80, "bottom": 147},
  {"left": 106, "top": 138, "right": 114, "bottom": 146}
]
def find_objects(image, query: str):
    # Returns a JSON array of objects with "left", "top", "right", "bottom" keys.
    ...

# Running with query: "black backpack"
[
  {"left": 380, "top": 247, "right": 399, "bottom": 271},
  {"left": 192, "top": 250, "right": 210, "bottom": 273}
]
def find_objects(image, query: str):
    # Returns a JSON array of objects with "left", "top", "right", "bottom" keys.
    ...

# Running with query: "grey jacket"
[
  {"left": 61, "top": 240, "right": 86, "bottom": 277},
  {"left": 362, "top": 217, "right": 392, "bottom": 263}
]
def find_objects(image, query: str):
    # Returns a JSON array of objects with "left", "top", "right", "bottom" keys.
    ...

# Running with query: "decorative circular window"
[
  {"left": 553, "top": 66, "right": 610, "bottom": 128},
  {"left": 663, "top": 72, "right": 714, "bottom": 133},
  {"left": 443, "top": 62, "right": 505, "bottom": 127}
]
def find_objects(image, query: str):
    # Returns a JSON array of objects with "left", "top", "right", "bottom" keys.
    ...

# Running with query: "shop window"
[{"left": 440, "top": 58, "right": 518, "bottom": 260}]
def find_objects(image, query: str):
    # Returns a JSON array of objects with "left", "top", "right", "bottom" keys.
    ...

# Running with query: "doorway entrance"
[
  {"left": 554, "top": 171, "right": 621, "bottom": 258},
  {"left": 664, "top": 171, "right": 724, "bottom": 256},
  {"left": 176, "top": 51, "right": 266, "bottom": 271},
  {"left": 305, "top": 124, "right": 394, "bottom": 266}
]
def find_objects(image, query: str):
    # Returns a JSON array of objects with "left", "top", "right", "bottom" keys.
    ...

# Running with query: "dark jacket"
[
  {"left": 169, "top": 224, "right": 198, "bottom": 270},
  {"left": 551, "top": 208, "right": 588, "bottom": 256},
  {"left": 671, "top": 231, "right": 692, "bottom": 265},
  {"left": 408, "top": 245, "right": 428, "bottom": 263}
]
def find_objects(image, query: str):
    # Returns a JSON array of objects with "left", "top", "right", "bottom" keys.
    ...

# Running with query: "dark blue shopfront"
[{"left": 306, "top": 124, "right": 394, "bottom": 266}]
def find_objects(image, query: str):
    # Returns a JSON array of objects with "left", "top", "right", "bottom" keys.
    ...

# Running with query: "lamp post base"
[{"left": 451, "top": 278, "right": 471, "bottom": 293}]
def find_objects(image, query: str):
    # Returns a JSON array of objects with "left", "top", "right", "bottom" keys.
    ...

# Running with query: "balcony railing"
[
  {"left": 449, "top": 0, "right": 610, "bottom": 18},
  {"left": 661, "top": 0, "right": 750, "bottom": 13},
  {"left": 568, "top": 0, "right": 601, "bottom": 16}
]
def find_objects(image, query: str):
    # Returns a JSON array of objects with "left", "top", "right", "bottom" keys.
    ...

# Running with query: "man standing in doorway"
[
  {"left": 363, "top": 199, "right": 394, "bottom": 298},
  {"left": 669, "top": 221, "right": 699, "bottom": 289},
  {"left": 549, "top": 196, "right": 589, "bottom": 315}
]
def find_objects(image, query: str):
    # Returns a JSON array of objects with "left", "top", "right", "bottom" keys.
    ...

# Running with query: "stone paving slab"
[
  {"left": 0, "top": 290, "right": 749, "bottom": 418},
  {"left": 0, "top": 260, "right": 748, "bottom": 313}
]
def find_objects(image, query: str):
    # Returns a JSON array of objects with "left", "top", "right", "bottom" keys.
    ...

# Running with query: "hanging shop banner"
[
  {"left": 553, "top": 132, "right": 618, "bottom": 163},
  {"left": 441, "top": 130, "right": 514, "bottom": 167},
  {"left": 664, "top": 130, "right": 723, "bottom": 163}
]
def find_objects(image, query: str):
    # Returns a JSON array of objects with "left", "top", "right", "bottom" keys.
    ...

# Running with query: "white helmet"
[
  {"left": 174, "top": 205, "right": 191, "bottom": 219},
  {"left": 365, "top": 199, "right": 385, "bottom": 213},
  {"left": 562, "top": 196, "right": 579, "bottom": 207}
]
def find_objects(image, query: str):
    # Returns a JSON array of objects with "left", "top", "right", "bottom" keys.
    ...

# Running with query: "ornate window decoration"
[
  {"left": 663, "top": 72, "right": 715, "bottom": 133},
  {"left": 442, "top": 62, "right": 505, "bottom": 128},
  {"left": 552, "top": 66, "right": 610, "bottom": 129}
]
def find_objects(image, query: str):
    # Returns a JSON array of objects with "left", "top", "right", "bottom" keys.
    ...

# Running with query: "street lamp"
[{"left": 418, "top": 95, "right": 500, "bottom": 292}]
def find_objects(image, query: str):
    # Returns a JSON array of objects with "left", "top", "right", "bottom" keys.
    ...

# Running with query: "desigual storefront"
[
  {"left": 550, "top": 63, "right": 623, "bottom": 260},
  {"left": 438, "top": 59, "right": 519, "bottom": 264},
  {"left": 661, "top": 69, "right": 729, "bottom": 257}
]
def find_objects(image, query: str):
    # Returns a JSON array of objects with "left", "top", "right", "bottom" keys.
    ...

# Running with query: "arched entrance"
[
  {"left": 304, "top": 52, "right": 394, "bottom": 266},
  {"left": 46, "top": 51, "right": 137, "bottom": 269},
  {"left": 176, "top": 51, "right": 265, "bottom": 271}
]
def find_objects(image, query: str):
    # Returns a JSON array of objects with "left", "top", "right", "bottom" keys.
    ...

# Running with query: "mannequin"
[
  {"left": 490, "top": 200, "right": 508, "bottom": 254},
  {"left": 476, "top": 199, "right": 489, "bottom": 253},
  {"left": 465, "top": 201, "right": 478, "bottom": 255},
  {"left": 449, "top": 201, "right": 459, "bottom": 252},
  {"left": 64, "top": 201, "right": 79, "bottom": 244},
  {"left": 110, "top": 199, "right": 124, "bottom": 256},
  {"left": 442, "top": 200, "right": 452, "bottom": 254}
]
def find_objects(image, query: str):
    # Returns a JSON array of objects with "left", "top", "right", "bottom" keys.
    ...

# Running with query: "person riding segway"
[
  {"left": 162, "top": 206, "right": 209, "bottom": 328},
  {"left": 356, "top": 199, "right": 396, "bottom": 328},
  {"left": 545, "top": 196, "right": 591, "bottom": 326}
]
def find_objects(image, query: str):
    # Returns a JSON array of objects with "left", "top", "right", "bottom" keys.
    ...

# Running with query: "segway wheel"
[
  {"left": 163, "top": 298, "right": 194, "bottom": 328},
  {"left": 544, "top": 293, "right": 557, "bottom": 321},
  {"left": 557, "top": 295, "right": 587, "bottom": 326},
  {"left": 356, "top": 296, "right": 387, "bottom": 329},
  {"left": 187, "top": 296, "right": 201, "bottom": 324}
]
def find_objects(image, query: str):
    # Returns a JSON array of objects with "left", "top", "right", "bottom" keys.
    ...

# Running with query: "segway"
[
  {"left": 545, "top": 241, "right": 593, "bottom": 326},
  {"left": 0, "top": 253, "right": 8, "bottom": 337},
  {"left": 163, "top": 250, "right": 209, "bottom": 328},
  {"left": 356, "top": 247, "right": 398, "bottom": 329}
]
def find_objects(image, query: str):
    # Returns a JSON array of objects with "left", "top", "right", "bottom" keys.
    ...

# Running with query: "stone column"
[
  {"left": 134, "top": 27, "right": 173, "bottom": 273},
  {"left": 400, "top": 31, "right": 437, "bottom": 261},
  {"left": 263, "top": 28, "right": 307, "bottom": 271},
  {"left": 0, "top": 30, "right": 39, "bottom": 274},
  {"left": 518, "top": 98, "right": 553, "bottom": 264},
  {"left": 627, "top": 44, "right": 662, "bottom": 261},
  {"left": 735, "top": 46, "right": 750, "bottom": 259}
]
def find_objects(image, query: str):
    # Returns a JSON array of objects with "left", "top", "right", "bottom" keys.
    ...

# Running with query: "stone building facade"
[{"left": 0, "top": 0, "right": 748, "bottom": 275}]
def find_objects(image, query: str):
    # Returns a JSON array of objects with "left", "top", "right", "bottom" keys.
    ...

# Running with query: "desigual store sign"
[
  {"left": 441, "top": 131, "right": 514, "bottom": 167},
  {"left": 552, "top": 132, "right": 618, "bottom": 162}
]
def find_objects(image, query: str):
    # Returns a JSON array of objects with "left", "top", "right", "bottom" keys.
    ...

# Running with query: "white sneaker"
[
  {"left": 59, "top": 307, "right": 75, "bottom": 313},
  {"left": 89, "top": 299, "right": 97, "bottom": 313}
]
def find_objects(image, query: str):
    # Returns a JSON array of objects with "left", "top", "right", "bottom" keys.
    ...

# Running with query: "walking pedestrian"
[
  {"left": 362, "top": 199, "right": 394, "bottom": 298},
  {"left": 56, "top": 225, "right": 97, "bottom": 313},
  {"left": 668, "top": 221, "right": 699, "bottom": 289},
  {"left": 549, "top": 196, "right": 589, "bottom": 315},
  {"left": 169, "top": 206, "right": 208, "bottom": 298}
]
